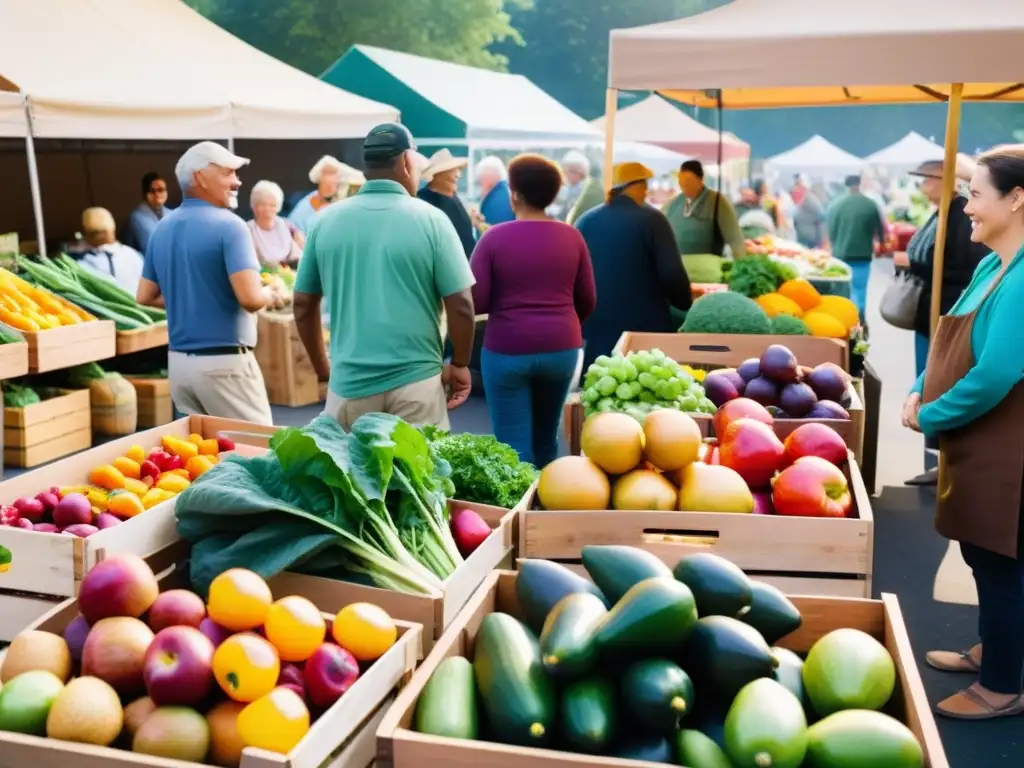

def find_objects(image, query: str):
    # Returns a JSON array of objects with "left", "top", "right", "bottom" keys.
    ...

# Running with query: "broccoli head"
[
  {"left": 770, "top": 314, "right": 811, "bottom": 335},
  {"left": 680, "top": 291, "right": 772, "bottom": 335}
]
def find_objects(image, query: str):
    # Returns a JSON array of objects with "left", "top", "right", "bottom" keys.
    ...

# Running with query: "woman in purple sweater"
[{"left": 470, "top": 154, "right": 597, "bottom": 468}]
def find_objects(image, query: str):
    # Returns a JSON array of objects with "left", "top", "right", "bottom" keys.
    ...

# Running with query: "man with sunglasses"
[{"left": 125, "top": 172, "right": 170, "bottom": 252}]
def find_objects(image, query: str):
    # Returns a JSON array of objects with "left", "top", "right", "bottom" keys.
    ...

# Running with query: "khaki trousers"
[
  {"left": 168, "top": 350, "right": 274, "bottom": 426},
  {"left": 323, "top": 374, "right": 450, "bottom": 432}
]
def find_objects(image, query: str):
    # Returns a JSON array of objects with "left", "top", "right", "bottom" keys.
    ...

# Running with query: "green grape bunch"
[{"left": 581, "top": 349, "right": 717, "bottom": 422}]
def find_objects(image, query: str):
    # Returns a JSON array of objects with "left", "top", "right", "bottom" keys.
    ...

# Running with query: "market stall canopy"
[
  {"left": 590, "top": 95, "right": 749, "bottom": 162},
  {"left": 766, "top": 136, "right": 864, "bottom": 177},
  {"left": 322, "top": 45, "right": 600, "bottom": 143},
  {"left": 0, "top": 0, "right": 397, "bottom": 139},
  {"left": 0, "top": 91, "right": 27, "bottom": 138},
  {"left": 867, "top": 132, "right": 946, "bottom": 169},
  {"left": 607, "top": 0, "right": 1024, "bottom": 108}
]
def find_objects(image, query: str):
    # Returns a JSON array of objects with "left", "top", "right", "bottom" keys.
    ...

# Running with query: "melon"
[
  {"left": 537, "top": 456, "right": 611, "bottom": 511},
  {"left": 581, "top": 413, "right": 645, "bottom": 475}
]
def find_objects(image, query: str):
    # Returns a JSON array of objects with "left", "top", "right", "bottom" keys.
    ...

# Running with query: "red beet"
[
  {"left": 703, "top": 370, "right": 743, "bottom": 407},
  {"left": 759, "top": 344, "right": 799, "bottom": 384},
  {"left": 806, "top": 400, "right": 851, "bottom": 420},
  {"left": 779, "top": 382, "right": 818, "bottom": 418},
  {"left": 805, "top": 362, "right": 850, "bottom": 403},
  {"left": 450, "top": 507, "right": 492, "bottom": 557},
  {"left": 752, "top": 492, "right": 775, "bottom": 515},
  {"left": 33, "top": 522, "right": 59, "bottom": 533},
  {"left": 744, "top": 376, "right": 779, "bottom": 407},
  {"left": 737, "top": 358, "right": 761, "bottom": 383}
]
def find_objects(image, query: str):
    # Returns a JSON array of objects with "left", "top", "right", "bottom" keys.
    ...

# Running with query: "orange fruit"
[
  {"left": 212, "top": 633, "right": 280, "bottom": 703},
  {"left": 264, "top": 596, "right": 326, "bottom": 662},
  {"left": 331, "top": 603, "right": 397, "bottom": 662},
  {"left": 207, "top": 569, "right": 273, "bottom": 631}
]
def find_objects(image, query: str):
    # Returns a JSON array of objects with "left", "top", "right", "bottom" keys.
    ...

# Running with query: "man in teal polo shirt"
[
  {"left": 827, "top": 174, "right": 887, "bottom": 321},
  {"left": 292, "top": 123, "right": 476, "bottom": 430}
]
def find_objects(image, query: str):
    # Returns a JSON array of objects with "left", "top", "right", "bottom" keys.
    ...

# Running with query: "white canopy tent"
[
  {"left": 867, "top": 132, "right": 946, "bottom": 170},
  {"left": 766, "top": 136, "right": 865, "bottom": 178}
]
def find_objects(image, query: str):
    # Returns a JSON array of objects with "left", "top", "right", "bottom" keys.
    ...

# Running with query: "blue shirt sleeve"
[
  {"left": 917, "top": 262, "right": 1024, "bottom": 437},
  {"left": 222, "top": 215, "right": 260, "bottom": 276},
  {"left": 142, "top": 238, "right": 158, "bottom": 283}
]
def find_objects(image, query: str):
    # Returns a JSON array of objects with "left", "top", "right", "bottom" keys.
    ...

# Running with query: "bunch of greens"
[
  {"left": 0, "top": 326, "right": 20, "bottom": 344},
  {"left": 421, "top": 428, "right": 537, "bottom": 508},
  {"left": 2, "top": 381, "right": 41, "bottom": 408},
  {"left": 175, "top": 413, "right": 464, "bottom": 597},
  {"left": 723, "top": 256, "right": 798, "bottom": 298}
]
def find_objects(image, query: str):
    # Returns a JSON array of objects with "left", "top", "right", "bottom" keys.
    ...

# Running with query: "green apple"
[{"left": 0, "top": 670, "right": 65, "bottom": 734}]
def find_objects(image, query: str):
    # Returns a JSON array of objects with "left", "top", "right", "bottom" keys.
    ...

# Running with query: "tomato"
[
  {"left": 264, "top": 596, "right": 326, "bottom": 662},
  {"left": 331, "top": 603, "right": 397, "bottom": 662},
  {"left": 213, "top": 633, "right": 280, "bottom": 702},
  {"left": 237, "top": 687, "right": 310, "bottom": 754},
  {"left": 207, "top": 568, "right": 273, "bottom": 631}
]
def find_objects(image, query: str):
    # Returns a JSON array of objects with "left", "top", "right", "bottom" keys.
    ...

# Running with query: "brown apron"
[{"left": 921, "top": 267, "right": 1024, "bottom": 558}]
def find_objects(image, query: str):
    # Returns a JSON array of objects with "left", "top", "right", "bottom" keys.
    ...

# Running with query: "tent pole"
[
  {"left": 227, "top": 136, "right": 235, "bottom": 153},
  {"left": 603, "top": 88, "right": 618, "bottom": 192},
  {"left": 23, "top": 100, "right": 47, "bottom": 258},
  {"left": 930, "top": 83, "right": 964, "bottom": 335}
]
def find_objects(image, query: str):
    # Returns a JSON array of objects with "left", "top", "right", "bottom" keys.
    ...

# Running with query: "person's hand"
[
  {"left": 893, "top": 250, "right": 909, "bottom": 268},
  {"left": 442, "top": 364, "right": 472, "bottom": 410},
  {"left": 902, "top": 392, "right": 922, "bottom": 432}
]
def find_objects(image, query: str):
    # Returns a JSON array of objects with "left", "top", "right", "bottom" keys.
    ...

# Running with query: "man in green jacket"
[
  {"left": 827, "top": 174, "right": 886, "bottom": 322},
  {"left": 663, "top": 160, "right": 746, "bottom": 259}
]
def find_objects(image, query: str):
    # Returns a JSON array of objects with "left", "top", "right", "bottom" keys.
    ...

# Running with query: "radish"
[
  {"left": 95, "top": 513, "right": 122, "bottom": 529},
  {"left": 33, "top": 523, "right": 59, "bottom": 533},
  {"left": 752, "top": 491, "right": 775, "bottom": 515},
  {"left": 12, "top": 497, "right": 45, "bottom": 523},
  {"left": 61, "top": 524, "right": 99, "bottom": 538},
  {"left": 53, "top": 493, "right": 92, "bottom": 528},
  {"left": 35, "top": 490, "right": 60, "bottom": 514},
  {"left": 15, "top": 518, "right": 34, "bottom": 530},
  {"left": 450, "top": 507, "right": 492, "bottom": 557}
]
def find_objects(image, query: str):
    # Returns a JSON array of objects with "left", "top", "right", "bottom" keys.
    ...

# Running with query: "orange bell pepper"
[
  {"left": 186, "top": 455, "right": 216, "bottom": 479},
  {"left": 156, "top": 473, "right": 191, "bottom": 493},
  {"left": 188, "top": 433, "right": 204, "bottom": 446},
  {"left": 107, "top": 490, "right": 146, "bottom": 519},
  {"left": 123, "top": 477, "right": 149, "bottom": 496},
  {"left": 88, "top": 465, "right": 126, "bottom": 491},
  {"left": 198, "top": 438, "right": 220, "bottom": 456},
  {"left": 112, "top": 456, "right": 141, "bottom": 480},
  {"left": 125, "top": 444, "right": 146, "bottom": 464},
  {"left": 162, "top": 435, "right": 199, "bottom": 460},
  {"left": 141, "top": 488, "right": 175, "bottom": 509}
]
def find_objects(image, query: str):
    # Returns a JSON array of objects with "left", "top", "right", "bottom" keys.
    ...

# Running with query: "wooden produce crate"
[
  {"left": 125, "top": 376, "right": 173, "bottom": 429},
  {"left": 255, "top": 311, "right": 323, "bottom": 407},
  {"left": 22, "top": 319, "right": 117, "bottom": 374},
  {"left": 377, "top": 570, "right": 948, "bottom": 768},
  {"left": 270, "top": 498, "right": 519, "bottom": 658},
  {"left": 3, "top": 388, "right": 92, "bottom": 468},
  {"left": 519, "top": 451, "right": 873, "bottom": 598},
  {"left": 0, "top": 339, "right": 29, "bottom": 380},
  {"left": 0, "top": 415, "right": 278, "bottom": 640},
  {"left": 115, "top": 320, "right": 168, "bottom": 355},
  {"left": 0, "top": 553, "right": 422, "bottom": 768}
]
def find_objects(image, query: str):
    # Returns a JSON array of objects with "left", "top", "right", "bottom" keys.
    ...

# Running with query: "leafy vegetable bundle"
[
  {"left": 722, "top": 256, "right": 799, "bottom": 299},
  {"left": 421, "top": 428, "right": 537, "bottom": 509},
  {"left": 175, "top": 413, "right": 465, "bottom": 597}
]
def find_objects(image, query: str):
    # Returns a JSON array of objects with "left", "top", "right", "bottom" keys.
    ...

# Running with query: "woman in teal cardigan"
[{"left": 903, "top": 145, "right": 1024, "bottom": 721}]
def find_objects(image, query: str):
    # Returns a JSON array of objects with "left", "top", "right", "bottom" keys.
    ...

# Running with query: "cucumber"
[
  {"left": 684, "top": 615, "right": 778, "bottom": 705},
  {"left": 473, "top": 612, "right": 556, "bottom": 747},
  {"left": 595, "top": 577, "right": 698, "bottom": 658},
  {"left": 621, "top": 658, "right": 695, "bottom": 731},
  {"left": 414, "top": 657, "right": 478, "bottom": 739},
  {"left": 673, "top": 552, "right": 753, "bottom": 618},
  {"left": 561, "top": 677, "right": 616, "bottom": 754},
  {"left": 516, "top": 559, "right": 608, "bottom": 634},
  {"left": 676, "top": 729, "right": 733, "bottom": 768},
  {"left": 582, "top": 545, "right": 673, "bottom": 604},
  {"left": 740, "top": 580, "right": 802, "bottom": 645},
  {"left": 540, "top": 592, "right": 607, "bottom": 679}
]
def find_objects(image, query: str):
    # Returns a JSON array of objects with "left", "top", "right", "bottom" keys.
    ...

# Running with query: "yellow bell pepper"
[
  {"left": 188, "top": 433, "right": 205, "bottom": 446},
  {"left": 123, "top": 477, "right": 149, "bottom": 496},
  {"left": 85, "top": 487, "right": 109, "bottom": 512},
  {"left": 156, "top": 473, "right": 191, "bottom": 493},
  {"left": 162, "top": 435, "right": 199, "bottom": 460},
  {"left": 88, "top": 465, "right": 127, "bottom": 491},
  {"left": 237, "top": 688, "right": 310, "bottom": 753},
  {"left": 186, "top": 455, "right": 216, "bottom": 479},
  {"left": 140, "top": 487, "right": 175, "bottom": 509},
  {"left": 198, "top": 438, "right": 220, "bottom": 456},
  {"left": 125, "top": 444, "right": 146, "bottom": 464}
]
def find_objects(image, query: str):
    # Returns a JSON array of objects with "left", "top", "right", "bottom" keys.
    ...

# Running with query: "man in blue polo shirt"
[{"left": 136, "top": 141, "right": 274, "bottom": 425}]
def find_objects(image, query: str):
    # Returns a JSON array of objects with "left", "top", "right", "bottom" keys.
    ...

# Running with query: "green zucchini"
[
  {"left": 621, "top": 658, "right": 695, "bottom": 731},
  {"left": 581, "top": 545, "right": 673, "bottom": 604},
  {"left": 516, "top": 559, "right": 607, "bottom": 634},
  {"left": 676, "top": 729, "right": 733, "bottom": 768},
  {"left": 539, "top": 592, "right": 607, "bottom": 679},
  {"left": 414, "top": 657, "right": 478, "bottom": 739},
  {"left": 561, "top": 678, "right": 616, "bottom": 754}
]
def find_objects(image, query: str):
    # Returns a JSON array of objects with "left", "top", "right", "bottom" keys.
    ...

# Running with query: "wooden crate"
[
  {"left": 0, "top": 415, "right": 278, "bottom": 636},
  {"left": 519, "top": 451, "right": 873, "bottom": 598},
  {"left": 115, "top": 321, "right": 168, "bottom": 355},
  {"left": 377, "top": 570, "right": 948, "bottom": 768},
  {"left": 125, "top": 377, "right": 173, "bottom": 429},
  {"left": 0, "top": 340, "right": 29, "bottom": 380},
  {"left": 255, "top": 311, "right": 323, "bottom": 407},
  {"left": 3, "top": 388, "right": 92, "bottom": 468},
  {"left": 270, "top": 498, "right": 520, "bottom": 658},
  {"left": 0, "top": 555, "right": 422, "bottom": 768},
  {"left": 23, "top": 319, "right": 117, "bottom": 373}
]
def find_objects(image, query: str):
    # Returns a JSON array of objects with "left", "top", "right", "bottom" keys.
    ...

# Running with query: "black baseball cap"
[{"left": 362, "top": 123, "right": 416, "bottom": 162}]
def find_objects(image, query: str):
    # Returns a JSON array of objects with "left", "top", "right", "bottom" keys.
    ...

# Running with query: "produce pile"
[
  {"left": 422, "top": 427, "right": 538, "bottom": 509},
  {"left": 540, "top": 405, "right": 854, "bottom": 519},
  {"left": 0, "top": 267, "right": 95, "bottom": 332},
  {"left": 581, "top": 349, "right": 716, "bottom": 422},
  {"left": 414, "top": 548, "right": 924, "bottom": 767},
  {"left": 0, "top": 554, "right": 400, "bottom": 763},
  {"left": 174, "top": 414, "right": 498, "bottom": 597},
  {"left": 701, "top": 343, "right": 853, "bottom": 420},
  {"left": 722, "top": 256, "right": 798, "bottom": 299},
  {"left": 745, "top": 236, "right": 852, "bottom": 280},
  {"left": 15, "top": 255, "right": 166, "bottom": 331},
  {"left": 0, "top": 432, "right": 236, "bottom": 537},
  {"left": 0, "top": 325, "right": 20, "bottom": 345},
  {"left": 259, "top": 265, "right": 294, "bottom": 311}
]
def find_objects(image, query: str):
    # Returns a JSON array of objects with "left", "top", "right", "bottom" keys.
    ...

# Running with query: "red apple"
[
  {"left": 143, "top": 626, "right": 215, "bottom": 706},
  {"left": 782, "top": 422, "right": 848, "bottom": 467},
  {"left": 772, "top": 456, "right": 852, "bottom": 518},
  {"left": 148, "top": 590, "right": 206, "bottom": 632},
  {"left": 199, "top": 618, "right": 233, "bottom": 649},
  {"left": 278, "top": 662, "right": 305, "bottom": 688},
  {"left": 718, "top": 418, "right": 785, "bottom": 489},
  {"left": 713, "top": 397, "right": 773, "bottom": 439},
  {"left": 303, "top": 643, "right": 360, "bottom": 708},
  {"left": 81, "top": 616, "right": 154, "bottom": 695},
  {"left": 77, "top": 554, "right": 159, "bottom": 624}
]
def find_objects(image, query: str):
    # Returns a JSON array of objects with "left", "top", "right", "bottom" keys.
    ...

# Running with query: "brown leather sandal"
[
  {"left": 936, "top": 687, "right": 1024, "bottom": 720},
  {"left": 925, "top": 647, "right": 981, "bottom": 673}
]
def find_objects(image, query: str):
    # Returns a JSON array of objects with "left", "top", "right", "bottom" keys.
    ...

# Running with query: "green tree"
[{"left": 185, "top": 0, "right": 530, "bottom": 76}]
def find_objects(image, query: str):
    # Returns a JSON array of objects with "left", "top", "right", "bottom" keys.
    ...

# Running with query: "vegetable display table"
[{"left": 254, "top": 311, "right": 323, "bottom": 407}]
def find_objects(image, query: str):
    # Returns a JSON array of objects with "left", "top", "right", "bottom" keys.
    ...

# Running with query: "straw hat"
[
  {"left": 611, "top": 162, "right": 654, "bottom": 190},
  {"left": 309, "top": 155, "right": 366, "bottom": 186},
  {"left": 421, "top": 149, "right": 469, "bottom": 183}
]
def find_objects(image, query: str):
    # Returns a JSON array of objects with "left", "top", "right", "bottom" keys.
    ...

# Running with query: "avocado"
[
  {"left": 740, "top": 581, "right": 802, "bottom": 645},
  {"left": 539, "top": 592, "right": 607, "bottom": 679},
  {"left": 676, "top": 728, "right": 733, "bottom": 768},
  {"left": 772, "top": 647, "right": 810, "bottom": 713},
  {"left": 685, "top": 615, "right": 778, "bottom": 703},
  {"left": 582, "top": 545, "right": 673, "bottom": 604},
  {"left": 621, "top": 658, "right": 695, "bottom": 731},
  {"left": 805, "top": 709, "right": 924, "bottom": 768},
  {"left": 561, "top": 677, "right": 616, "bottom": 754},
  {"left": 673, "top": 552, "right": 754, "bottom": 618},
  {"left": 516, "top": 559, "right": 608, "bottom": 634},
  {"left": 724, "top": 678, "right": 808, "bottom": 768},
  {"left": 594, "top": 577, "right": 698, "bottom": 658},
  {"left": 613, "top": 734, "right": 676, "bottom": 763},
  {"left": 802, "top": 629, "right": 896, "bottom": 716}
]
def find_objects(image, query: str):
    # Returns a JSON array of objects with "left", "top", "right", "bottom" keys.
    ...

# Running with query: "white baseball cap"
[{"left": 175, "top": 141, "right": 250, "bottom": 189}]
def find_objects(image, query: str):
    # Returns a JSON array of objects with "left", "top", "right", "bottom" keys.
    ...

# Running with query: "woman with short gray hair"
[{"left": 248, "top": 180, "right": 304, "bottom": 267}]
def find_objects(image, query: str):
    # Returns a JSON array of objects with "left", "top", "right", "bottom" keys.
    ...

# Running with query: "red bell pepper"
[
  {"left": 140, "top": 459, "right": 162, "bottom": 487},
  {"left": 216, "top": 434, "right": 236, "bottom": 453}
]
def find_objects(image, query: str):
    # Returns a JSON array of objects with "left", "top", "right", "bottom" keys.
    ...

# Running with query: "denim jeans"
[
  {"left": 848, "top": 260, "right": 872, "bottom": 322},
  {"left": 481, "top": 347, "right": 581, "bottom": 468},
  {"left": 960, "top": 542, "right": 1024, "bottom": 694}
]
